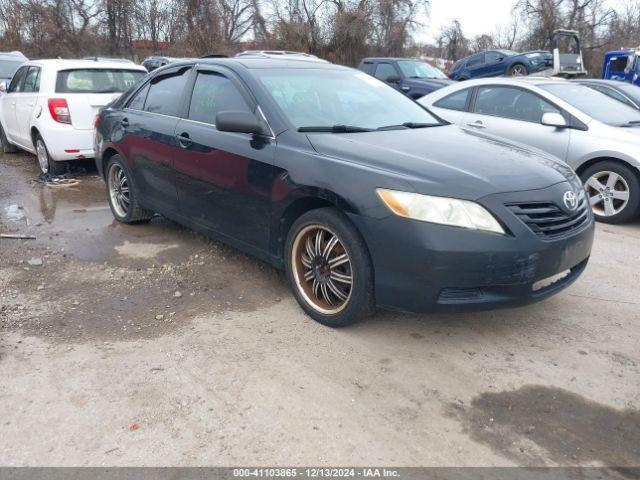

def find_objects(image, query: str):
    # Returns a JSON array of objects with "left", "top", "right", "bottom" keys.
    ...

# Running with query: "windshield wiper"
[
  {"left": 298, "top": 125, "right": 373, "bottom": 133},
  {"left": 377, "top": 122, "right": 439, "bottom": 131}
]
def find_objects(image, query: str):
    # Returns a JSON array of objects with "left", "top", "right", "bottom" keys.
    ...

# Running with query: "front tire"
[
  {"left": 35, "top": 134, "right": 66, "bottom": 175},
  {"left": 285, "top": 208, "right": 375, "bottom": 327},
  {"left": 105, "top": 155, "right": 153, "bottom": 223},
  {"left": 508, "top": 63, "right": 528, "bottom": 76},
  {"left": 1, "top": 124, "right": 18, "bottom": 153},
  {"left": 580, "top": 161, "right": 640, "bottom": 224}
]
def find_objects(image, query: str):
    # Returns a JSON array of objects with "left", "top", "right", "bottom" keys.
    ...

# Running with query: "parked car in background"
[
  {"left": 420, "top": 78, "right": 640, "bottom": 224},
  {"left": 357, "top": 58, "right": 452, "bottom": 99},
  {"left": 448, "top": 50, "right": 553, "bottom": 81},
  {"left": 0, "top": 51, "right": 28, "bottom": 93},
  {"left": 142, "top": 56, "right": 173, "bottom": 72},
  {"left": 575, "top": 79, "right": 640, "bottom": 110},
  {"left": 236, "top": 50, "right": 326, "bottom": 62},
  {"left": 83, "top": 56, "right": 135, "bottom": 64},
  {"left": 602, "top": 47, "right": 640, "bottom": 85},
  {"left": 0, "top": 59, "right": 146, "bottom": 174},
  {"left": 94, "top": 57, "right": 593, "bottom": 327}
]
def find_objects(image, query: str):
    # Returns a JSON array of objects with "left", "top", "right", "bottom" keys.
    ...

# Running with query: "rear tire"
[
  {"left": 580, "top": 161, "right": 640, "bottom": 224},
  {"left": 0, "top": 124, "right": 18, "bottom": 153},
  {"left": 35, "top": 134, "right": 66, "bottom": 175},
  {"left": 105, "top": 154, "right": 153, "bottom": 224},
  {"left": 285, "top": 208, "right": 375, "bottom": 327}
]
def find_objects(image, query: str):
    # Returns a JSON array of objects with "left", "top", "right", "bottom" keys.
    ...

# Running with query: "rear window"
[{"left": 55, "top": 69, "right": 145, "bottom": 94}]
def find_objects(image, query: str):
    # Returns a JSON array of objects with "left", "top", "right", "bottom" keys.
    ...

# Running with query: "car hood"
[
  {"left": 517, "top": 50, "right": 553, "bottom": 58},
  {"left": 306, "top": 126, "right": 576, "bottom": 200}
]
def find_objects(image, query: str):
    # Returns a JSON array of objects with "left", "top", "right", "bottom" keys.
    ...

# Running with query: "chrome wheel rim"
[
  {"left": 511, "top": 65, "right": 527, "bottom": 76},
  {"left": 585, "top": 171, "right": 630, "bottom": 217},
  {"left": 291, "top": 225, "right": 353, "bottom": 315},
  {"left": 107, "top": 163, "right": 130, "bottom": 218},
  {"left": 36, "top": 139, "right": 49, "bottom": 174}
]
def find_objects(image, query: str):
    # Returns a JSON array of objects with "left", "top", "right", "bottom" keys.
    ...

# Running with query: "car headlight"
[
  {"left": 525, "top": 53, "right": 541, "bottom": 59},
  {"left": 377, "top": 189, "right": 505, "bottom": 234}
]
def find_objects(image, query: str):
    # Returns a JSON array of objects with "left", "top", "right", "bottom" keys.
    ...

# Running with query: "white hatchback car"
[{"left": 0, "top": 59, "right": 146, "bottom": 174}]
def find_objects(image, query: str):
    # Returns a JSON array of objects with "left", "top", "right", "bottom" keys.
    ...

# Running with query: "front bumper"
[{"left": 348, "top": 184, "right": 594, "bottom": 313}]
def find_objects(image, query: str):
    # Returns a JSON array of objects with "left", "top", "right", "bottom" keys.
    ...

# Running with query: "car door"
[
  {"left": 14, "top": 65, "right": 41, "bottom": 146},
  {"left": 2, "top": 65, "right": 28, "bottom": 141},
  {"left": 463, "top": 85, "right": 572, "bottom": 161},
  {"left": 173, "top": 66, "right": 276, "bottom": 251},
  {"left": 117, "top": 66, "right": 191, "bottom": 212},
  {"left": 484, "top": 52, "right": 506, "bottom": 77},
  {"left": 465, "top": 54, "right": 486, "bottom": 79}
]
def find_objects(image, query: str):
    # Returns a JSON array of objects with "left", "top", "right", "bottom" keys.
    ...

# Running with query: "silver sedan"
[{"left": 419, "top": 77, "right": 640, "bottom": 223}]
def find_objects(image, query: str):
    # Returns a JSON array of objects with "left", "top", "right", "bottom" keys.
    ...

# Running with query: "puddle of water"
[{"left": 449, "top": 385, "right": 640, "bottom": 468}]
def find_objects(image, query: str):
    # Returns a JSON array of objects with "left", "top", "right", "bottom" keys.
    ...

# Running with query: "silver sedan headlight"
[{"left": 377, "top": 189, "right": 505, "bottom": 234}]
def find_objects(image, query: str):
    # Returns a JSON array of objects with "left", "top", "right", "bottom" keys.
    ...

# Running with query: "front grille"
[{"left": 506, "top": 196, "right": 589, "bottom": 239}]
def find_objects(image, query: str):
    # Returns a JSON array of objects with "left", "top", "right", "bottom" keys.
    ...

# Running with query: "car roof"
[
  {"left": 0, "top": 51, "right": 28, "bottom": 61},
  {"left": 439, "top": 77, "right": 567, "bottom": 87},
  {"left": 24, "top": 59, "right": 147, "bottom": 71},
  {"left": 165, "top": 57, "right": 347, "bottom": 71},
  {"left": 360, "top": 57, "right": 424, "bottom": 62}
]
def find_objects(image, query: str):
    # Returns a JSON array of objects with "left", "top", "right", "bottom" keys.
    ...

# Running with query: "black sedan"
[{"left": 94, "top": 57, "right": 594, "bottom": 327}]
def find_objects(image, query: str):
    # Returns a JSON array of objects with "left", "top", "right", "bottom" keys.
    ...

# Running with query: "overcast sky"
[{"left": 417, "top": 0, "right": 628, "bottom": 44}]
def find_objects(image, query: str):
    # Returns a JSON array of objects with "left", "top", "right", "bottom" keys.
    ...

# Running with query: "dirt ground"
[{"left": 0, "top": 151, "right": 639, "bottom": 467}]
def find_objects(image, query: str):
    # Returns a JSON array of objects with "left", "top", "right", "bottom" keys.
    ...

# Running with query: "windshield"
[
  {"left": 616, "top": 83, "right": 640, "bottom": 104},
  {"left": 0, "top": 59, "right": 25, "bottom": 79},
  {"left": 541, "top": 83, "right": 640, "bottom": 126},
  {"left": 397, "top": 60, "right": 447, "bottom": 79},
  {"left": 255, "top": 68, "right": 441, "bottom": 130},
  {"left": 55, "top": 69, "right": 145, "bottom": 94}
]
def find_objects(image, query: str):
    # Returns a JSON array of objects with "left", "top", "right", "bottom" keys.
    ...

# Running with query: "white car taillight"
[{"left": 48, "top": 98, "right": 71, "bottom": 124}]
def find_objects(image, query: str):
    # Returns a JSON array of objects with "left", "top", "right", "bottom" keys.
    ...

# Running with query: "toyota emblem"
[{"left": 563, "top": 191, "right": 578, "bottom": 211}]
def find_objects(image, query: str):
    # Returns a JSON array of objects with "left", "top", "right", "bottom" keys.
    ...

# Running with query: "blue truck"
[{"left": 602, "top": 48, "right": 640, "bottom": 85}]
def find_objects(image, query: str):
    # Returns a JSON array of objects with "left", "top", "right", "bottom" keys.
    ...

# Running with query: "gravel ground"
[{"left": 0, "top": 151, "right": 639, "bottom": 467}]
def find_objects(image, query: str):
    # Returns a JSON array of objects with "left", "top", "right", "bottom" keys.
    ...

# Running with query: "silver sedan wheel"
[
  {"left": 36, "top": 139, "right": 49, "bottom": 174},
  {"left": 585, "top": 171, "right": 630, "bottom": 217},
  {"left": 291, "top": 224, "right": 353, "bottom": 315},
  {"left": 107, "top": 163, "right": 131, "bottom": 218}
]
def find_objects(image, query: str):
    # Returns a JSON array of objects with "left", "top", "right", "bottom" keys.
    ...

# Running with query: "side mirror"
[
  {"left": 216, "top": 110, "right": 266, "bottom": 135},
  {"left": 541, "top": 112, "right": 567, "bottom": 128},
  {"left": 385, "top": 75, "right": 401, "bottom": 84},
  {"left": 0, "top": 81, "right": 7, "bottom": 93}
]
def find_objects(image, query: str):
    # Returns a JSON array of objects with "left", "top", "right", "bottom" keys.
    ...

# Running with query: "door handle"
[
  {"left": 176, "top": 132, "right": 192, "bottom": 148},
  {"left": 120, "top": 118, "right": 129, "bottom": 127},
  {"left": 466, "top": 121, "right": 486, "bottom": 129}
]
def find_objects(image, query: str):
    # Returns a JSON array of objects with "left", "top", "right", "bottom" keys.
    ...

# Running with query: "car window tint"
[
  {"left": 373, "top": 63, "right": 397, "bottom": 81},
  {"left": 8, "top": 66, "right": 27, "bottom": 93},
  {"left": 434, "top": 89, "right": 470, "bottom": 111},
  {"left": 22, "top": 67, "right": 40, "bottom": 93},
  {"left": 485, "top": 52, "right": 501, "bottom": 63},
  {"left": 144, "top": 69, "right": 190, "bottom": 116},
  {"left": 188, "top": 72, "right": 251, "bottom": 125},
  {"left": 56, "top": 69, "right": 145, "bottom": 94},
  {"left": 467, "top": 54, "right": 485, "bottom": 67},
  {"left": 474, "top": 86, "right": 560, "bottom": 123},
  {"left": 128, "top": 84, "right": 150, "bottom": 110}
]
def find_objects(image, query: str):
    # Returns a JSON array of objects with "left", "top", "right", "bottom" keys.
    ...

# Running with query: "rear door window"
[
  {"left": 188, "top": 71, "right": 251, "bottom": 125},
  {"left": 374, "top": 63, "right": 398, "bottom": 81},
  {"left": 55, "top": 69, "right": 145, "bottom": 94},
  {"left": 467, "top": 54, "right": 485, "bottom": 67},
  {"left": 127, "top": 84, "right": 150, "bottom": 110},
  {"left": 434, "top": 89, "right": 471, "bottom": 111},
  {"left": 144, "top": 69, "right": 190, "bottom": 117}
]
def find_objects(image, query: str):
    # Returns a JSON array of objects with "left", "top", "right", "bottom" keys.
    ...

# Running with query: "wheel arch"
[
  {"left": 575, "top": 156, "right": 640, "bottom": 181},
  {"left": 272, "top": 191, "right": 369, "bottom": 266},
  {"left": 99, "top": 146, "right": 122, "bottom": 179}
]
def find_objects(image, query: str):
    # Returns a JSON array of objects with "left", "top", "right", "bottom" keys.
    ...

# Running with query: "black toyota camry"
[{"left": 94, "top": 55, "right": 594, "bottom": 327}]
